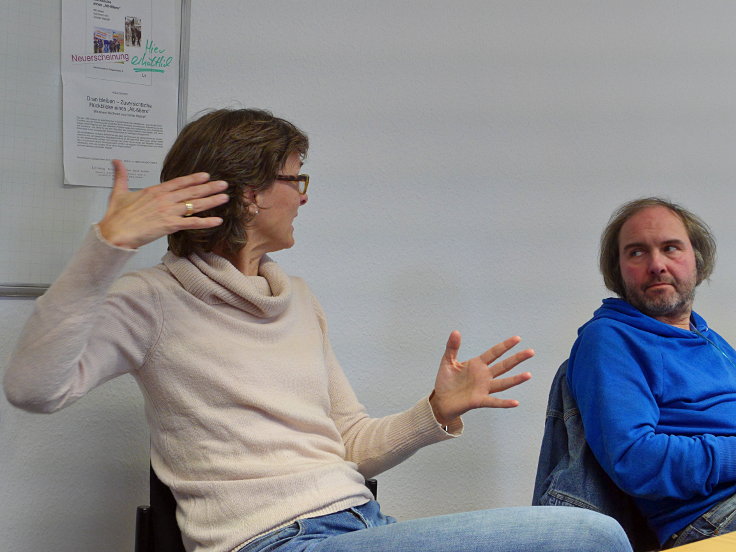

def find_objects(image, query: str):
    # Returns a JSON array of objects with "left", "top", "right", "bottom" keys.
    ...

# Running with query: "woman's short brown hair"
[
  {"left": 162, "top": 108, "right": 308, "bottom": 257},
  {"left": 599, "top": 197, "right": 717, "bottom": 297}
]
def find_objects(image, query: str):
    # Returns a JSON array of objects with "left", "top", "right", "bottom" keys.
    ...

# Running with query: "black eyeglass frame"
[{"left": 276, "top": 174, "right": 309, "bottom": 194}]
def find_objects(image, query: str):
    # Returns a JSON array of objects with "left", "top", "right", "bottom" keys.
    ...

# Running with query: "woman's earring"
[{"left": 245, "top": 188, "right": 259, "bottom": 216}]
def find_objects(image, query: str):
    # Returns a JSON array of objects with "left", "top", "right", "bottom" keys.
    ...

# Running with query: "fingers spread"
[
  {"left": 442, "top": 330, "right": 462, "bottom": 363},
  {"left": 174, "top": 180, "right": 229, "bottom": 204},
  {"left": 175, "top": 214, "right": 224, "bottom": 230},
  {"left": 110, "top": 159, "right": 129, "bottom": 198},
  {"left": 483, "top": 397, "right": 521, "bottom": 409},
  {"left": 489, "top": 371, "right": 532, "bottom": 394},
  {"left": 131, "top": 178, "right": 229, "bottom": 223},
  {"left": 177, "top": 193, "right": 230, "bottom": 219},
  {"left": 195, "top": 191, "right": 230, "bottom": 212},
  {"left": 159, "top": 171, "right": 213, "bottom": 193},
  {"left": 478, "top": 335, "right": 522, "bottom": 365},
  {"left": 488, "top": 348, "right": 535, "bottom": 378},
  {"left": 482, "top": 372, "right": 532, "bottom": 408}
]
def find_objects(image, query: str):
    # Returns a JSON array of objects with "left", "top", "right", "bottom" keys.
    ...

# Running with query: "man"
[{"left": 568, "top": 197, "right": 736, "bottom": 549}]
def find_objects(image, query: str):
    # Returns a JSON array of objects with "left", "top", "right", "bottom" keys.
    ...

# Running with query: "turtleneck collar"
[{"left": 162, "top": 251, "right": 292, "bottom": 318}]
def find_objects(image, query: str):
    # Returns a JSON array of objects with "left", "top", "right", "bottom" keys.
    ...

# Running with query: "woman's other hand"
[{"left": 97, "top": 159, "right": 230, "bottom": 249}]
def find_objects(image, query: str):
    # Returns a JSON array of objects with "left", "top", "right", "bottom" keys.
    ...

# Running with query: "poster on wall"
[{"left": 61, "top": 0, "right": 180, "bottom": 188}]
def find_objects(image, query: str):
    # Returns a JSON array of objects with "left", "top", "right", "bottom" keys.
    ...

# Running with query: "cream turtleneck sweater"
[{"left": 4, "top": 227, "right": 460, "bottom": 552}]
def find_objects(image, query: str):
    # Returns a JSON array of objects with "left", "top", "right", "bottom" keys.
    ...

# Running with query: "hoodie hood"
[{"left": 579, "top": 297, "right": 708, "bottom": 338}]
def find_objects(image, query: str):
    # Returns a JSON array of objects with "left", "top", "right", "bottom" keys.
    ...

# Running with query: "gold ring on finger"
[{"left": 183, "top": 201, "right": 195, "bottom": 217}]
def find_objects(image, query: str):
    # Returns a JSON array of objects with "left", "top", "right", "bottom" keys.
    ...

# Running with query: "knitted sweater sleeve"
[
  {"left": 568, "top": 322, "right": 736, "bottom": 501},
  {"left": 310, "top": 295, "right": 461, "bottom": 479},
  {"left": 4, "top": 227, "right": 160, "bottom": 413}
]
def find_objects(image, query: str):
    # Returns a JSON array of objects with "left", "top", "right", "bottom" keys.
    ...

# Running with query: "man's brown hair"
[{"left": 599, "top": 197, "right": 716, "bottom": 297}]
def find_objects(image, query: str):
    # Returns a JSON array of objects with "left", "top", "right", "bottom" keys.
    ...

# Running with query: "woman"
[{"left": 4, "top": 108, "right": 631, "bottom": 552}]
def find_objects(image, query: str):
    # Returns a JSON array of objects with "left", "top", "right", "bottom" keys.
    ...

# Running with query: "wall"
[{"left": 3, "top": 1, "right": 736, "bottom": 549}]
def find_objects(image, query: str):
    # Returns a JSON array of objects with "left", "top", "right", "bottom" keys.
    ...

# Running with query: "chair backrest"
[
  {"left": 533, "top": 360, "right": 659, "bottom": 552},
  {"left": 135, "top": 464, "right": 378, "bottom": 552},
  {"left": 135, "top": 464, "right": 186, "bottom": 552}
]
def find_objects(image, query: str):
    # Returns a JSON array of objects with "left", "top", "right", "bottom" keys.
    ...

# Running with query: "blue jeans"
[
  {"left": 664, "top": 491, "right": 736, "bottom": 548},
  {"left": 238, "top": 501, "right": 632, "bottom": 552}
]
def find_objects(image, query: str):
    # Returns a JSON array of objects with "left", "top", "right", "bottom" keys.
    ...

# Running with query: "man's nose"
[{"left": 648, "top": 251, "right": 667, "bottom": 274}]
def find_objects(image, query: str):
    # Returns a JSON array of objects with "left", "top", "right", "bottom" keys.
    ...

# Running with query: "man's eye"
[
  {"left": 664, "top": 245, "right": 678, "bottom": 252},
  {"left": 629, "top": 250, "right": 643, "bottom": 257}
]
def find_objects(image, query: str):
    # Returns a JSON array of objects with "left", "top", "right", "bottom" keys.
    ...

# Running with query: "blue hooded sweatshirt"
[{"left": 568, "top": 298, "right": 736, "bottom": 544}]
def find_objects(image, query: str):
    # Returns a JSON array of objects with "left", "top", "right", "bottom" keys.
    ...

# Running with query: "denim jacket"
[{"left": 532, "top": 361, "right": 659, "bottom": 551}]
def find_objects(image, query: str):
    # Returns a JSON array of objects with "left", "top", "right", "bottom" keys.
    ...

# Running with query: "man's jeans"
[
  {"left": 237, "top": 500, "right": 632, "bottom": 552},
  {"left": 665, "top": 492, "right": 736, "bottom": 548}
]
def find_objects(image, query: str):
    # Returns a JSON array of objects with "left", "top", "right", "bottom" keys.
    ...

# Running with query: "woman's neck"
[{"left": 213, "top": 244, "right": 263, "bottom": 276}]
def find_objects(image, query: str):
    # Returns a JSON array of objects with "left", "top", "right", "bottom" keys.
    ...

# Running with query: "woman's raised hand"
[
  {"left": 97, "top": 160, "right": 230, "bottom": 249},
  {"left": 429, "top": 331, "right": 534, "bottom": 426}
]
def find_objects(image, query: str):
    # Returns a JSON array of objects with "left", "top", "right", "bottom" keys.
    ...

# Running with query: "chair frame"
[{"left": 135, "top": 464, "right": 185, "bottom": 552}]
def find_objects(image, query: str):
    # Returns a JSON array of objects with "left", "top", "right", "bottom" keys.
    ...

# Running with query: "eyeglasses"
[{"left": 276, "top": 174, "right": 310, "bottom": 194}]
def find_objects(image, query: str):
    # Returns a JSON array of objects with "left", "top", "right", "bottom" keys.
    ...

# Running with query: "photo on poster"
[
  {"left": 92, "top": 27, "right": 124, "bottom": 53},
  {"left": 125, "top": 16, "right": 142, "bottom": 48}
]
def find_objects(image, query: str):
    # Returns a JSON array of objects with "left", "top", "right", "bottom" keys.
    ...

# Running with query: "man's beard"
[{"left": 623, "top": 276, "right": 696, "bottom": 321}]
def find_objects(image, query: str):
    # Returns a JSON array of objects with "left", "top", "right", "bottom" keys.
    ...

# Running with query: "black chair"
[
  {"left": 135, "top": 464, "right": 377, "bottom": 552},
  {"left": 135, "top": 464, "right": 185, "bottom": 552}
]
